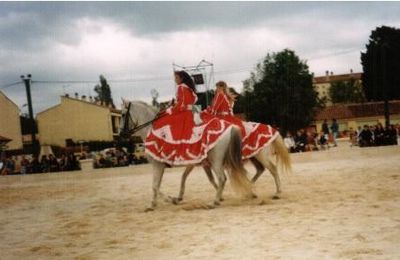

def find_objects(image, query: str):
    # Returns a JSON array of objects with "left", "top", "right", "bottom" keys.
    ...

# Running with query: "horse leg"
[
  {"left": 146, "top": 161, "right": 166, "bottom": 211},
  {"left": 250, "top": 157, "right": 265, "bottom": 183},
  {"left": 255, "top": 150, "right": 282, "bottom": 199},
  {"left": 211, "top": 163, "right": 227, "bottom": 206},
  {"left": 265, "top": 160, "right": 281, "bottom": 199},
  {"left": 173, "top": 165, "right": 195, "bottom": 204},
  {"left": 204, "top": 165, "right": 218, "bottom": 190},
  {"left": 203, "top": 165, "right": 224, "bottom": 201}
]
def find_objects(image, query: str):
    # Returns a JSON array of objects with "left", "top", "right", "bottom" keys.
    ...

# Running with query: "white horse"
[
  {"left": 120, "top": 100, "right": 253, "bottom": 211},
  {"left": 174, "top": 127, "right": 292, "bottom": 203}
]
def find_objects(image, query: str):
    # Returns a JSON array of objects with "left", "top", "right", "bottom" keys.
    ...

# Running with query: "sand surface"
[{"left": 1, "top": 144, "right": 400, "bottom": 259}]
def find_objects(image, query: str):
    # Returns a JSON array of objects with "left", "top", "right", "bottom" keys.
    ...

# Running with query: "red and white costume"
[
  {"left": 202, "top": 90, "right": 279, "bottom": 159},
  {"left": 145, "top": 84, "right": 233, "bottom": 165}
]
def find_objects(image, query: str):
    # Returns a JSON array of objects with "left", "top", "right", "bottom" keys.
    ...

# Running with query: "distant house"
[
  {"left": 0, "top": 91, "right": 23, "bottom": 150},
  {"left": 313, "top": 70, "right": 362, "bottom": 106},
  {"left": 37, "top": 95, "right": 122, "bottom": 147},
  {"left": 313, "top": 100, "right": 400, "bottom": 133}
]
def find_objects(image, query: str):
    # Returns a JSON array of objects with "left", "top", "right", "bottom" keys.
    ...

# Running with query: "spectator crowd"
[
  {"left": 350, "top": 123, "right": 399, "bottom": 147},
  {"left": 0, "top": 146, "right": 148, "bottom": 175},
  {"left": 284, "top": 120, "right": 400, "bottom": 153},
  {"left": 93, "top": 148, "right": 147, "bottom": 169},
  {"left": 0, "top": 153, "right": 81, "bottom": 175}
]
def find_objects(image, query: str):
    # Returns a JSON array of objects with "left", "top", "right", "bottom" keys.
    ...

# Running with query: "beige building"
[
  {"left": 313, "top": 70, "right": 363, "bottom": 106},
  {"left": 37, "top": 95, "right": 121, "bottom": 147},
  {"left": 313, "top": 100, "right": 400, "bottom": 133},
  {"left": 0, "top": 91, "right": 23, "bottom": 150}
]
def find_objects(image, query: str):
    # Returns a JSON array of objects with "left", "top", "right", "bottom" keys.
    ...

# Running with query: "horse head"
[{"left": 119, "top": 100, "right": 158, "bottom": 141}]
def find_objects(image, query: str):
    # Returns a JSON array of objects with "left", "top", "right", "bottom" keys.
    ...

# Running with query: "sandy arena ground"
[{"left": 1, "top": 143, "right": 400, "bottom": 259}]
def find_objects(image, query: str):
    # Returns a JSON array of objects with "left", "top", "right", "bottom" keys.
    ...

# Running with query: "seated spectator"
[
  {"left": 59, "top": 154, "right": 67, "bottom": 171},
  {"left": 97, "top": 154, "right": 107, "bottom": 168},
  {"left": 284, "top": 132, "right": 295, "bottom": 153},
  {"left": 294, "top": 130, "right": 307, "bottom": 152},
  {"left": 349, "top": 127, "right": 358, "bottom": 147},
  {"left": 359, "top": 125, "right": 373, "bottom": 147},
  {"left": 318, "top": 131, "right": 329, "bottom": 150},
  {"left": 67, "top": 153, "right": 80, "bottom": 171},
  {"left": 20, "top": 155, "right": 29, "bottom": 175},
  {"left": 390, "top": 125, "right": 398, "bottom": 145},
  {"left": 80, "top": 152, "right": 87, "bottom": 160},
  {"left": 1, "top": 155, "right": 8, "bottom": 175},
  {"left": 306, "top": 131, "right": 318, "bottom": 151},
  {"left": 128, "top": 153, "right": 135, "bottom": 165},
  {"left": 29, "top": 156, "right": 41, "bottom": 173},
  {"left": 40, "top": 155, "right": 50, "bottom": 173},
  {"left": 48, "top": 154, "right": 59, "bottom": 172},
  {"left": 374, "top": 123, "right": 384, "bottom": 146}
]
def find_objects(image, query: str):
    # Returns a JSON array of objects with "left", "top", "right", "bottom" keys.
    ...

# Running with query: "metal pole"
[{"left": 21, "top": 74, "right": 38, "bottom": 156}]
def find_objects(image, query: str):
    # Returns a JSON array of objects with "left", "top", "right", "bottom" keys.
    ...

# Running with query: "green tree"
[
  {"left": 242, "top": 49, "right": 318, "bottom": 134},
  {"left": 361, "top": 26, "right": 400, "bottom": 101},
  {"left": 94, "top": 75, "right": 115, "bottom": 108},
  {"left": 329, "top": 79, "right": 366, "bottom": 104}
]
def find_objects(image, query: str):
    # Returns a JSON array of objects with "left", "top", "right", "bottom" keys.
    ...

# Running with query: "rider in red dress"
[
  {"left": 145, "top": 71, "right": 233, "bottom": 165},
  {"left": 202, "top": 81, "right": 279, "bottom": 159}
]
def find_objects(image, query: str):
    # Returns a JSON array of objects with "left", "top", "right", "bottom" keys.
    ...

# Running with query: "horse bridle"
[{"left": 120, "top": 102, "right": 166, "bottom": 138}]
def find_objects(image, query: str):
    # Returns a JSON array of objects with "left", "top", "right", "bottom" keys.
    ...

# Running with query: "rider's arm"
[{"left": 166, "top": 86, "right": 185, "bottom": 114}]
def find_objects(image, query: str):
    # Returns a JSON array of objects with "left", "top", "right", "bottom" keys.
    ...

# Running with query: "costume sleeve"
[
  {"left": 168, "top": 86, "right": 185, "bottom": 114},
  {"left": 209, "top": 92, "right": 224, "bottom": 115}
]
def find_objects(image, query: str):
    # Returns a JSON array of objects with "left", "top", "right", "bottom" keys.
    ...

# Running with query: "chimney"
[
  {"left": 74, "top": 92, "right": 79, "bottom": 99},
  {"left": 325, "top": 70, "right": 329, "bottom": 80},
  {"left": 330, "top": 71, "right": 334, "bottom": 76}
]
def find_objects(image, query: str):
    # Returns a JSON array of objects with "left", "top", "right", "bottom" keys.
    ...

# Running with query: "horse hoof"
[
  {"left": 272, "top": 195, "right": 280, "bottom": 200},
  {"left": 144, "top": 207, "right": 154, "bottom": 212},
  {"left": 251, "top": 193, "right": 258, "bottom": 199},
  {"left": 219, "top": 197, "right": 224, "bottom": 202},
  {"left": 213, "top": 201, "right": 221, "bottom": 206},
  {"left": 172, "top": 197, "right": 182, "bottom": 205},
  {"left": 206, "top": 204, "right": 215, "bottom": 209}
]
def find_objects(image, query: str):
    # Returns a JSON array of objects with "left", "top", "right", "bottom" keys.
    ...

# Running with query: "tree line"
[
  {"left": 93, "top": 25, "right": 400, "bottom": 135},
  {"left": 232, "top": 25, "right": 400, "bottom": 134}
]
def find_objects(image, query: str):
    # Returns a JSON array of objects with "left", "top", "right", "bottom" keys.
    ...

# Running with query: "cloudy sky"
[{"left": 1, "top": 2, "right": 399, "bottom": 114}]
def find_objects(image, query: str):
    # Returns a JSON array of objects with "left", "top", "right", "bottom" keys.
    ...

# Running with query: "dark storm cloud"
[
  {"left": 2, "top": 2, "right": 399, "bottom": 49},
  {"left": 1, "top": 2, "right": 400, "bottom": 113}
]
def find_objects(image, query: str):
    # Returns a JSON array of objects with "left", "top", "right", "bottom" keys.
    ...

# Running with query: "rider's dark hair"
[{"left": 175, "top": 70, "right": 196, "bottom": 93}]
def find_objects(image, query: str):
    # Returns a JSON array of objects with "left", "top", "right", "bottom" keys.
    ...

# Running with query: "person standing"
[
  {"left": 322, "top": 119, "right": 330, "bottom": 147},
  {"left": 330, "top": 119, "right": 339, "bottom": 147}
]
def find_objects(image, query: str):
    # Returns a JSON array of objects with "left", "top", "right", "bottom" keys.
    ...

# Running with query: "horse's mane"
[{"left": 130, "top": 100, "right": 159, "bottom": 113}]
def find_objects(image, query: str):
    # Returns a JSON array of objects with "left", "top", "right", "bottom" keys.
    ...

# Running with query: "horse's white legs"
[
  {"left": 173, "top": 165, "right": 195, "bottom": 204},
  {"left": 174, "top": 165, "right": 221, "bottom": 204},
  {"left": 255, "top": 149, "right": 282, "bottom": 199},
  {"left": 146, "top": 161, "right": 166, "bottom": 211},
  {"left": 211, "top": 162, "right": 227, "bottom": 206},
  {"left": 264, "top": 160, "right": 281, "bottom": 198}
]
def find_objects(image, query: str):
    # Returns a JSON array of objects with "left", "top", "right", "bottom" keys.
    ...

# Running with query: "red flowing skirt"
[
  {"left": 202, "top": 112, "right": 279, "bottom": 159},
  {"left": 145, "top": 110, "right": 233, "bottom": 165}
]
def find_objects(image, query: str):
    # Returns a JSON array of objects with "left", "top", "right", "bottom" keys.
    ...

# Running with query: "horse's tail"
[
  {"left": 272, "top": 134, "right": 292, "bottom": 174},
  {"left": 224, "top": 126, "right": 253, "bottom": 196}
]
